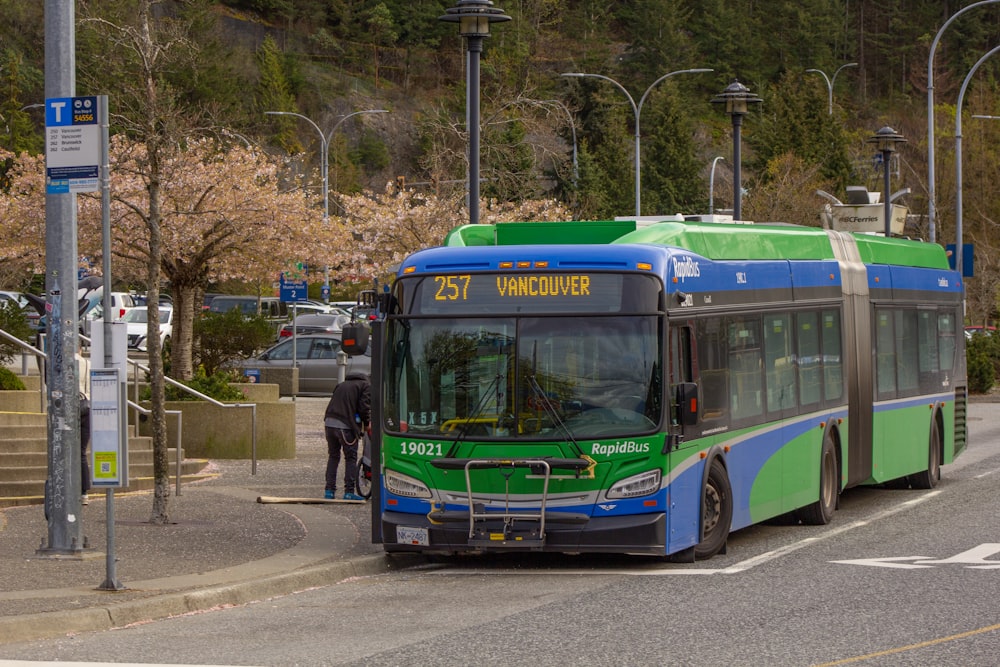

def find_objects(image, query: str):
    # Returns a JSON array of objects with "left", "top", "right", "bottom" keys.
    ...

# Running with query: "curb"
[{"left": 0, "top": 554, "right": 403, "bottom": 646}]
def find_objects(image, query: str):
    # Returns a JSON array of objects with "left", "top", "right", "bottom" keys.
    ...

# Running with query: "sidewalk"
[{"left": 0, "top": 397, "right": 402, "bottom": 646}]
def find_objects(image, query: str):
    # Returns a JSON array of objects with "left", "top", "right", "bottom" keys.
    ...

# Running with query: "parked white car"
[{"left": 123, "top": 305, "right": 172, "bottom": 351}]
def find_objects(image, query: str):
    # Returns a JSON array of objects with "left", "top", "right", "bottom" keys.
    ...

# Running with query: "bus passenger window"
[
  {"left": 895, "top": 310, "right": 919, "bottom": 395},
  {"left": 821, "top": 310, "right": 843, "bottom": 403},
  {"left": 764, "top": 313, "right": 796, "bottom": 413},
  {"left": 875, "top": 310, "right": 897, "bottom": 398},
  {"left": 729, "top": 317, "right": 763, "bottom": 420},
  {"left": 938, "top": 312, "right": 957, "bottom": 375},
  {"left": 696, "top": 318, "right": 729, "bottom": 422},
  {"left": 797, "top": 312, "right": 821, "bottom": 407}
]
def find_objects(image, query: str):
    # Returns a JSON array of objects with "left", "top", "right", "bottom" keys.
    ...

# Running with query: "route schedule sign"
[{"left": 45, "top": 96, "right": 100, "bottom": 194}]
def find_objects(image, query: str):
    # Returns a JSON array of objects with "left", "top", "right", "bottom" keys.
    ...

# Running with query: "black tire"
[
  {"left": 796, "top": 432, "right": 838, "bottom": 525},
  {"left": 357, "top": 462, "right": 373, "bottom": 499},
  {"left": 908, "top": 424, "right": 941, "bottom": 490},
  {"left": 694, "top": 459, "right": 732, "bottom": 560}
]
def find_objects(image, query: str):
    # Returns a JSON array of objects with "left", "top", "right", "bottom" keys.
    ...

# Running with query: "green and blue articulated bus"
[{"left": 354, "top": 218, "right": 966, "bottom": 560}]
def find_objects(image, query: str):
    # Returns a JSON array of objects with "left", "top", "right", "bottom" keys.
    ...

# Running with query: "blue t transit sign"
[{"left": 45, "top": 96, "right": 100, "bottom": 194}]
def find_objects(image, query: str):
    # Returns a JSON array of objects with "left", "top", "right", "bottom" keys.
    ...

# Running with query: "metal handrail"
[
  {"left": 2, "top": 327, "right": 259, "bottom": 483},
  {"left": 0, "top": 329, "right": 46, "bottom": 413},
  {"left": 125, "top": 398, "right": 186, "bottom": 495},
  {"left": 124, "top": 356, "right": 259, "bottom": 474}
]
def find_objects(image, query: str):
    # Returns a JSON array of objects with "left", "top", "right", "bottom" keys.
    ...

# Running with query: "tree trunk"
[{"left": 167, "top": 279, "right": 198, "bottom": 382}]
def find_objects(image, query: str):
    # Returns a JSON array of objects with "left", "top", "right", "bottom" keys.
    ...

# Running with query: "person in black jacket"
[{"left": 323, "top": 372, "right": 371, "bottom": 500}]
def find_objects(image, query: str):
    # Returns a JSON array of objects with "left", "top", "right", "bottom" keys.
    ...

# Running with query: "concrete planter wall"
[{"left": 138, "top": 383, "right": 295, "bottom": 459}]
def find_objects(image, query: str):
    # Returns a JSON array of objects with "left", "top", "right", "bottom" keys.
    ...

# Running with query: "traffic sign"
[{"left": 45, "top": 96, "right": 101, "bottom": 194}]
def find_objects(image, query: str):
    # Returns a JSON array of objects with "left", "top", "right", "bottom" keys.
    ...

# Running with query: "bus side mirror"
[
  {"left": 341, "top": 322, "right": 370, "bottom": 356},
  {"left": 675, "top": 382, "right": 698, "bottom": 426}
]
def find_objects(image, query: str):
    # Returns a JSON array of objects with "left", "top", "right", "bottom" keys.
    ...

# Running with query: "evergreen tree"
[
  {"left": 751, "top": 70, "right": 853, "bottom": 192},
  {"left": 0, "top": 49, "right": 43, "bottom": 155},
  {"left": 256, "top": 35, "right": 303, "bottom": 154},
  {"left": 641, "top": 90, "right": 708, "bottom": 216}
]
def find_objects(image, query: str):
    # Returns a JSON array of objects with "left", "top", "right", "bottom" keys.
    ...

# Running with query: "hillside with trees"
[{"left": 3, "top": 0, "right": 1000, "bottom": 321}]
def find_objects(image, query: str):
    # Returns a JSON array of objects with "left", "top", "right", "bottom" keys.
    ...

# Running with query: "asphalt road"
[{"left": 2, "top": 403, "right": 999, "bottom": 667}]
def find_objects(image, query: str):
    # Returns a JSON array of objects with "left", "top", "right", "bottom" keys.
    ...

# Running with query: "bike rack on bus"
[{"left": 429, "top": 457, "right": 592, "bottom": 549}]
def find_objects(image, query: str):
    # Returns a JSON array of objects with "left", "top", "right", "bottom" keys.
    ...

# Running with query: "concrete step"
[
  {"left": 0, "top": 449, "right": 193, "bottom": 480},
  {"left": 0, "top": 460, "right": 213, "bottom": 508},
  {"left": 0, "top": 411, "right": 47, "bottom": 426}
]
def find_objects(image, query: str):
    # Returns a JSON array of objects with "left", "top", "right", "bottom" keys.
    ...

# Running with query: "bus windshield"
[{"left": 384, "top": 315, "right": 661, "bottom": 440}]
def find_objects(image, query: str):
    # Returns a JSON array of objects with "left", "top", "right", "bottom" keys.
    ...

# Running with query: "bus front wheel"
[
  {"left": 694, "top": 459, "right": 732, "bottom": 560},
  {"left": 907, "top": 424, "right": 941, "bottom": 490}
]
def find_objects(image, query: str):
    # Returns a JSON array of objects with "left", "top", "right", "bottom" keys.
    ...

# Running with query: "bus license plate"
[{"left": 396, "top": 526, "right": 429, "bottom": 545}]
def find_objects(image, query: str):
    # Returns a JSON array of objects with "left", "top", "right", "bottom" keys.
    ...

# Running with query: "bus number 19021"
[{"left": 399, "top": 442, "right": 444, "bottom": 457}]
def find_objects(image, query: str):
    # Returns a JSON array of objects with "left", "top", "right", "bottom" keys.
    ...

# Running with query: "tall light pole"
[
  {"left": 927, "top": 0, "right": 1000, "bottom": 244},
  {"left": 712, "top": 80, "right": 762, "bottom": 222},
  {"left": 439, "top": 0, "right": 511, "bottom": 226},
  {"left": 867, "top": 126, "right": 906, "bottom": 238},
  {"left": 265, "top": 109, "right": 387, "bottom": 298},
  {"left": 709, "top": 156, "right": 725, "bottom": 215},
  {"left": 562, "top": 68, "right": 712, "bottom": 217},
  {"left": 805, "top": 62, "right": 857, "bottom": 115},
  {"left": 954, "top": 45, "right": 1000, "bottom": 278}
]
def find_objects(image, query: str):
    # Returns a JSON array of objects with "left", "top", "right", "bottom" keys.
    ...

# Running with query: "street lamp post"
[
  {"left": 265, "top": 109, "right": 388, "bottom": 298},
  {"left": 712, "top": 80, "right": 762, "bottom": 221},
  {"left": 866, "top": 126, "right": 906, "bottom": 238},
  {"left": 561, "top": 68, "right": 712, "bottom": 217},
  {"left": 927, "top": 0, "right": 1000, "bottom": 244},
  {"left": 805, "top": 62, "right": 857, "bottom": 115},
  {"left": 953, "top": 45, "right": 1000, "bottom": 278},
  {"left": 439, "top": 0, "right": 511, "bottom": 226},
  {"left": 709, "top": 156, "right": 725, "bottom": 215}
]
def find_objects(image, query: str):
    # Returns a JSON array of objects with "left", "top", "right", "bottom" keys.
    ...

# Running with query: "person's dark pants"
[
  {"left": 325, "top": 426, "right": 359, "bottom": 495},
  {"left": 80, "top": 403, "right": 91, "bottom": 495}
]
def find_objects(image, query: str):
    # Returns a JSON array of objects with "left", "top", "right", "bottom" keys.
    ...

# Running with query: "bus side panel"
[
  {"left": 871, "top": 396, "right": 949, "bottom": 483},
  {"left": 665, "top": 452, "right": 705, "bottom": 555}
]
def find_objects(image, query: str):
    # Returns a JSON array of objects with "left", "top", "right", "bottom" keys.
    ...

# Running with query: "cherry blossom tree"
[
  {"left": 0, "top": 149, "right": 46, "bottom": 287},
  {"left": 75, "top": 136, "right": 326, "bottom": 376},
  {"left": 331, "top": 183, "right": 573, "bottom": 285}
]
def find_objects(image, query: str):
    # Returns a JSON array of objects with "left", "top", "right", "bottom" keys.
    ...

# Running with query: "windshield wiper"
[
  {"left": 443, "top": 371, "right": 502, "bottom": 458},
  {"left": 526, "top": 373, "right": 582, "bottom": 457}
]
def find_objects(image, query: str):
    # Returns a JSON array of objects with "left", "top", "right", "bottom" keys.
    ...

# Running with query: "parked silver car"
[
  {"left": 238, "top": 334, "right": 371, "bottom": 395},
  {"left": 277, "top": 313, "right": 351, "bottom": 339}
]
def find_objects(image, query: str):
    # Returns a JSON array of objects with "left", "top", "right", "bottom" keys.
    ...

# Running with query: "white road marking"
[{"left": 419, "top": 491, "right": 943, "bottom": 576}]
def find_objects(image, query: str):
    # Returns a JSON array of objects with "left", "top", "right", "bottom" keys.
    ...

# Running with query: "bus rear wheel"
[
  {"left": 907, "top": 424, "right": 941, "bottom": 490},
  {"left": 694, "top": 459, "right": 732, "bottom": 560},
  {"left": 796, "top": 432, "right": 838, "bottom": 525}
]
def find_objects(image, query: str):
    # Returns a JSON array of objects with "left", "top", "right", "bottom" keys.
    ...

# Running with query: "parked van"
[{"left": 208, "top": 295, "right": 289, "bottom": 330}]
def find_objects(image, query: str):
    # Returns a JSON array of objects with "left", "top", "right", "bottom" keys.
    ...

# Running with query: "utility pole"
[{"left": 38, "top": 0, "right": 85, "bottom": 556}]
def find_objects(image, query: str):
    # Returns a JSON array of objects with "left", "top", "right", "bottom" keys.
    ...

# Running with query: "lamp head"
[
  {"left": 711, "top": 79, "right": 763, "bottom": 116},
  {"left": 867, "top": 126, "right": 906, "bottom": 153},
  {"left": 439, "top": 0, "right": 511, "bottom": 37}
]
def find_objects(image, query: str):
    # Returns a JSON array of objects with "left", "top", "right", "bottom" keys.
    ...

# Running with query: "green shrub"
[
  {"left": 966, "top": 333, "right": 996, "bottom": 394},
  {"left": 0, "top": 366, "right": 26, "bottom": 390},
  {"left": 194, "top": 309, "right": 275, "bottom": 376},
  {"left": 141, "top": 367, "right": 246, "bottom": 402}
]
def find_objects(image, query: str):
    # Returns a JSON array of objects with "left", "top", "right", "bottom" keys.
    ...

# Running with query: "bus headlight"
[
  {"left": 384, "top": 469, "right": 432, "bottom": 499},
  {"left": 606, "top": 470, "right": 661, "bottom": 499}
]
